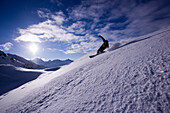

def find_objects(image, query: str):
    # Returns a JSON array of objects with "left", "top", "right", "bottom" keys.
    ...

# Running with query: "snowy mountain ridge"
[
  {"left": 0, "top": 50, "right": 43, "bottom": 69},
  {"left": 0, "top": 28, "right": 170, "bottom": 112},
  {"left": 31, "top": 58, "right": 73, "bottom": 68}
]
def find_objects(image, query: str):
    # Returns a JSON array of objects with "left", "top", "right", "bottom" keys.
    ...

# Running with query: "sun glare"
[{"left": 29, "top": 43, "right": 38, "bottom": 54}]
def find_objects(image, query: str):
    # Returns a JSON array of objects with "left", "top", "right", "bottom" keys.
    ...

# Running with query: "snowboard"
[
  {"left": 89, "top": 54, "right": 97, "bottom": 58},
  {"left": 89, "top": 51, "right": 105, "bottom": 58}
]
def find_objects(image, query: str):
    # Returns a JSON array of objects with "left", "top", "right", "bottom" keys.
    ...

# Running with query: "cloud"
[
  {"left": 14, "top": 0, "right": 170, "bottom": 54},
  {"left": 68, "top": 0, "right": 109, "bottom": 21},
  {"left": 37, "top": 10, "right": 65, "bottom": 25},
  {"left": 67, "top": 21, "right": 87, "bottom": 35},
  {"left": 37, "top": 10, "right": 49, "bottom": 18},
  {"left": 0, "top": 42, "right": 13, "bottom": 51},
  {"left": 15, "top": 19, "right": 81, "bottom": 43},
  {"left": 51, "top": 12, "right": 65, "bottom": 25},
  {"left": 37, "top": 8, "right": 51, "bottom": 18},
  {"left": 14, "top": 9, "right": 99, "bottom": 54},
  {"left": 62, "top": 41, "right": 102, "bottom": 54},
  {"left": 111, "top": 0, "right": 170, "bottom": 38},
  {"left": 69, "top": 0, "right": 170, "bottom": 39},
  {"left": 50, "top": 0, "right": 63, "bottom": 6},
  {"left": 47, "top": 48, "right": 57, "bottom": 51}
]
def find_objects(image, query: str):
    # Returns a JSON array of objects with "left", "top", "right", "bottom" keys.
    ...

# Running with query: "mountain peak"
[
  {"left": 31, "top": 58, "right": 73, "bottom": 68},
  {"left": 32, "top": 58, "right": 44, "bottom": 62},
  {"left": 0, "top": 51, "right": 43, "bottom": 69}
]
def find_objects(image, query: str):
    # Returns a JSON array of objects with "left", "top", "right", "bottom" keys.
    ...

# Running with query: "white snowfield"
[{"left": 0, "top": 28, "right": 170, "bottom": 113}]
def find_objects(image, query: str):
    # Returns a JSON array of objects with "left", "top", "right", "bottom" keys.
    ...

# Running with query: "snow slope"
[{"left": 0, "top": 28, "right": 170, "bottom": 113}]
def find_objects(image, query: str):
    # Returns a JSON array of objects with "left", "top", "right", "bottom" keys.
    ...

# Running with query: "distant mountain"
[
  {"left": 0, "top": 50, "right": 43, "bottom": 69},
  {"left": 32, "top": 58, "right": 73, "bottom": 68}
]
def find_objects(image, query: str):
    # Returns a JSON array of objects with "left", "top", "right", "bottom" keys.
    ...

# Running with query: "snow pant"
[{"left": 97, "top": 46, "right": 105, "bottom": 54}]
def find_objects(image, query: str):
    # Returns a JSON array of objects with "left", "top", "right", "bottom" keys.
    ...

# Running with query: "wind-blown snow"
[{"left": 0, "top": 28, "right": 170, "bottom": 113}]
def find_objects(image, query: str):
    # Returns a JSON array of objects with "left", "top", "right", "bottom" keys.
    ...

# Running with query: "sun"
[{"left": 29, "top": 43, "right": 38, "bottom": 54}]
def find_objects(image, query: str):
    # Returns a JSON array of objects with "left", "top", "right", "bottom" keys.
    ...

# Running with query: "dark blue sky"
[{"left": 0, "top": 0, "right": 170, "bottom": 60}]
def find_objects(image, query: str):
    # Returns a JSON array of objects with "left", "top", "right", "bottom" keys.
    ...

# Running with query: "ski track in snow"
[{"left": 0, "top": 28, "right": 170, "bottom": 113}]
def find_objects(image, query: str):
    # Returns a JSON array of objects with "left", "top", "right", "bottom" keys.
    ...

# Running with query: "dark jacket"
[{"left": 97, "top": 35, "right": 109, "bottom": 54}]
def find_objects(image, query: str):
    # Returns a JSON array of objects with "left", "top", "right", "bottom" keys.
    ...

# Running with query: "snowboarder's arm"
[{"left": 99, "top": 35, "right": 105, "bottom": 42}]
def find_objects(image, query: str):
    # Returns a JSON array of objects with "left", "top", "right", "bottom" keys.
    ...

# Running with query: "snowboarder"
[
  {"left": 89, "top": 35, "right": 109, "bottom": 58},
  {"left": 97, "top": 35, "right": 109, "bottom": 54}
]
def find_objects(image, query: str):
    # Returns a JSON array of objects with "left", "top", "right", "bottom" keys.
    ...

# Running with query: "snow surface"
[
  {"left": 0, "top": 28, "right": 170, "bottom": 113},
  {"left": 0, "top": 64, "right": 44, "bottom": 95}
]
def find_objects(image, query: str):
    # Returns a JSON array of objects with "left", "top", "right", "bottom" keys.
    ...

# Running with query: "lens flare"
[{"left": 160, "top": 70, "right": 165, "bottom": 73}]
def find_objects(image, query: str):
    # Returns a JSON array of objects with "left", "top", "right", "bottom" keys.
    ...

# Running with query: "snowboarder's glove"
[{"left": 99, "top": 35, "right": 103, "bottom": 38}]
